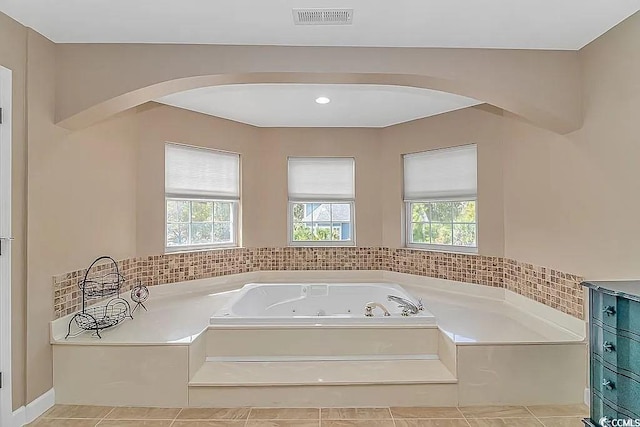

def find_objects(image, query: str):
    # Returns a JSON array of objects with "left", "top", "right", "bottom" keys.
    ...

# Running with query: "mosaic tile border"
[{"left": 52, "top": 247, "right": 584, "bottom": 319}]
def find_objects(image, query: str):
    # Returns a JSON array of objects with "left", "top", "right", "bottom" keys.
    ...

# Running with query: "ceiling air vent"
[{"left": 293, "top": 8, "right": 354, "bottom": 25}]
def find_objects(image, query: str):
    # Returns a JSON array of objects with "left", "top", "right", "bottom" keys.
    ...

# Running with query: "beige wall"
[
  {"left": 0, "top": 15, "right": 140, "bottom": 407},
  {"left": 259, "top": 127, "right": 383, "bottom": 248},
  {"left": 381, "top": 107, "right": 505, "bottom": 255},
  {"left": 136, "top": 104, "right": 383, "bottom": 253},
  {"left": 25, "top": 29, "right": 139, "bottom": 403},
  {"left": 0, "top": 11, "right": 28, "bottom": 411},
  {"left": 136, "top": 104, "right": 504, "bottom": 254},
  {"left": 54, "top": 44, "right": 582, "bottom": 134},
  {"left": 136, "top": 104, "right": 261, "bottom": 255},
  {"left": 503, "top": 11, "right": 640, "bottom": 279}
]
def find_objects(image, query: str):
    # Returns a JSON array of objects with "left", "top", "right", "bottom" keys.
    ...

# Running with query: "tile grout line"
[
  {"left": 459, "top": 407, "right": 473, "bottom": 427},
  {"left": 387, "top": 406, "right": 396, "bottom": 427},
  {"left": 456, "top": 405, "right": 471, "bottom": 427},
  {"left": 169, "top": 407, "right": 183, "bottom": 427},
  {"left": 524, "top": 405, "right": 546, "bottom": 426},
  {"left": 95, "top": 407, "right": 116, "bottom": 426}
]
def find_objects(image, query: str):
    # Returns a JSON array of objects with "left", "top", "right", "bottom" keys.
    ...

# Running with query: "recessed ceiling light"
[{"left": 315, "top": 96, "right": 330, "bottom": 104}]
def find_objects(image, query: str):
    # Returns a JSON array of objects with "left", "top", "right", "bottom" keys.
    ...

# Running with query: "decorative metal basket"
[
  {"left": 66, "top": 256, "right": 132, "bottom": 339},
  {"left": 71, "top": 299, "right": 130, "bottom": 331},
  {"left": 80, "top": 272, "right": 124, "bottom": 298}
]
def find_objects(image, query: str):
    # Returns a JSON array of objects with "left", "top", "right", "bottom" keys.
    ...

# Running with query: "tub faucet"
[
  {"left": 387, "top": 295, "right": 419, "bottom": 316},
  {"left": 365, "top": 302, "right": 391, "bottom": 317}
]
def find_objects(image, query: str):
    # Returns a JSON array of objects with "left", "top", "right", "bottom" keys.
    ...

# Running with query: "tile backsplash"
[{"left": 53, "top": 247, "right": 584, "bottom": 319}]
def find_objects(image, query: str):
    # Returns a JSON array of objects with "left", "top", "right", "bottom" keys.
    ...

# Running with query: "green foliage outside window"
[
  {"left": 166, "top": 199, "right": 233, "bottom": 247},
  {"left": 291, "top": 202, "right": 352, "bottom": 242},
  {"left": 410, "top": 201, "right": 476, "bottom": 247}
]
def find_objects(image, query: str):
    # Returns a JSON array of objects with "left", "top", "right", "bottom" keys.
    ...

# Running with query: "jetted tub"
[{"left": 210, "top": 283, "right": 436, "bottom": 325}]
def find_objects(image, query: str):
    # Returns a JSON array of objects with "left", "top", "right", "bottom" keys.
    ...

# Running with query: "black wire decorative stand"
[
  {"left": 131, "top": 280, "right": 149, "bottom": 314},
  {"left": 65, "top": 256, "right": 133, "bottom": 339}
]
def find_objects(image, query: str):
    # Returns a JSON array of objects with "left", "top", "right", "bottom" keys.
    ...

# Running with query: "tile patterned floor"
[{"left": 28, "top": 404, "right": 589, "bottom": 427}]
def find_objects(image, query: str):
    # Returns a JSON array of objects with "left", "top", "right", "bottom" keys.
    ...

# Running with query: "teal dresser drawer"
[
  {"left": 591, "top": 289, "right": 618, "bottom": 328},
  {"left": 616, "top": 298, "right": 640, "bottom": 340},
  {"left": 591, "top": 323, "right": 640, "bottom": 381},
  {"left": 590, "top": 323, "right": 618, "bottom": 366},
  {"left": 615, "top": 334, "right": 640, "bottom": 382},
  {"left": 592, "top": 358, "right": 640, "bottom": 418}
]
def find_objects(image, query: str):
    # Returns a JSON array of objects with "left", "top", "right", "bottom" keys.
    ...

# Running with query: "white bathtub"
[{"left": 210, "top": 283, "right": 436, "bottom": 325}]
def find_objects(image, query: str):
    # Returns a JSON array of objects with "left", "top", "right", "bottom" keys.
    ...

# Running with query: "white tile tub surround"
[
  {"left": 53, "top": 344, "right": 190, "bottom": 407},
  {"left": 204, "top": 327, "right": 440, "bottom": 358},
  {"left": 457, "top": 343, "right": 588, "bottom": 405},
  {"left": 50, "top": 271, "right": 588, "bottom": 408},
  {"left": 384, "top": 271, "right": 585, "bottom": 342},
  {"left": 51, "top": 270, "right": 585, "bottom": 345}
]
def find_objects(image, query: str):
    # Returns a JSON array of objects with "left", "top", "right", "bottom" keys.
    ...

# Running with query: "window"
[
  {"left": 288, "top": 157, "right": 355, "bottom": 245},
  {"left": 165, "top": 143, "right": 239, "bottom": 250},
  {"left": 403, "top": 144, "right": 477, "bottom": 252}
]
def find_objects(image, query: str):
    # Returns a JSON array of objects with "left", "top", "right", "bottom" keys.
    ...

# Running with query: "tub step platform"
[
  {"left": 188, "top": 359, "right": 458, "bottom": 407},
  {"left": 205, "top": 325, "right": 439, "bottom": 357},
  {"left": 190, "top": 359, "right": 456, "bottom": 386}
]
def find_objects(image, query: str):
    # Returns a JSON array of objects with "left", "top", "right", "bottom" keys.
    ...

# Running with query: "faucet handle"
[{"left": 417, "top": 298, "right": 424, "bottom": 311}]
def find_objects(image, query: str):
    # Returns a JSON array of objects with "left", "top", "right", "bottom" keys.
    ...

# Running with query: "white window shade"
[
  {"left": 165, "top": 143, "right": 239, "bottom": 199},
  {"left": 288, "top": 157, "right": 355, "bottom": 201},
  {"left": 403, "top": 144, "right": 477, "bottom": 200}
]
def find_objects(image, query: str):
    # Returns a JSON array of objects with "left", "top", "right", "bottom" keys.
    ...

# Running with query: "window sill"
[
  {"left": 405, "top": 244, "right": 478, "bottom": 255},
  {"left": 164, "top": 244, "right": 239, "bottom": 254},
  {"left": 288, "top": 242, "right": 356, "bottom": 248}
]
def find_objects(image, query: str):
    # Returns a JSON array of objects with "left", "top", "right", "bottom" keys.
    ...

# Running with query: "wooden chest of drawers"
[{"left": 583, "top": 281, "right": 640, "bottom": 426}]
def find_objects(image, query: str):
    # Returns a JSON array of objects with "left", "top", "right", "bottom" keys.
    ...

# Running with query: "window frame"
[
  {"left": 405, "top": 198, "right": 478, "bottom": 254},
  {"left": 288, "top": 200, "right": 356, "bottom": 247},
  {"left": 164, "top": 142, "right": 241, "bottom": 253},
  {"left": 165, "top": 196, "right": 239, "bottom": 252}
]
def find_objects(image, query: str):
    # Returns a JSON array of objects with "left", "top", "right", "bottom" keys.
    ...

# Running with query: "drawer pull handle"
[
  {"left": 603, "top": 306, "right": 616, "bottom": 316},
  {"left": 602, "top": 379, "right": 615, "bottom": 390},
  {"left": 603, "top": 341, "right": 615, "bottom": 352}
]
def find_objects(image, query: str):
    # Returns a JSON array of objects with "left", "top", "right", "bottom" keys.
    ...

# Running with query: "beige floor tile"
[
  {"left": 173, "top": 422, "right": 248, "bottom": 427},
  {"left": 28, "top": 420, "right": 101, "bottom": 427},
  {"left": 391, "top": 407, "right": 463, "bottom": 419},
  {"left": 538, "top": 417, "right": 586, "bottom": 427},
  {"left": 44, "top": 405, "right": 114, "bottom": 419},
  {"left": 526, "top": 405, "right": 589, "bottom": 417},
  {"left": 459, "top": 406, "right": 533, "bottom": 419},
  {"left": 249, "top": 408, "right": 320, "bottom": 420},
  {"left": 394, "top": 419, "right": 470, "bottom": 427},
  {"left": 466, "top": 419, "right": 542, "bottom": 427},
  {"left": 177, "top": 408, "right": 251, "bottom": 420},
  {"left": 246, "top": 421, "right": 319, "bottom": 427},
  {"left": 97, "top": 421, "right": 173, "bottom": 427},
  {"left": 321, "top": 408, "right": 392, "bottom": 420},
  {"left": 321, "top": 421, "right": 394, "bottom": 427},
  {"left": 105, "top": 407, "right": 181, "bottom": 420}
]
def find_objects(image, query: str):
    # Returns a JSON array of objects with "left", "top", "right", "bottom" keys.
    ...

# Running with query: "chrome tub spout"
[
  {"left": 364, "top": 302, "right": 391, "bottom": 317},
  {"left": 387, "top": 295, "right": 420, "bottom": 316}
]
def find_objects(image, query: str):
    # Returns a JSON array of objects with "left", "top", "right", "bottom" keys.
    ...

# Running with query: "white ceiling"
[
  {"left": 0, "top": 1, "right": 638, "bottom": 49},
  {"left": 155, "top": 84, "right": 482, "bottom": 128}
]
